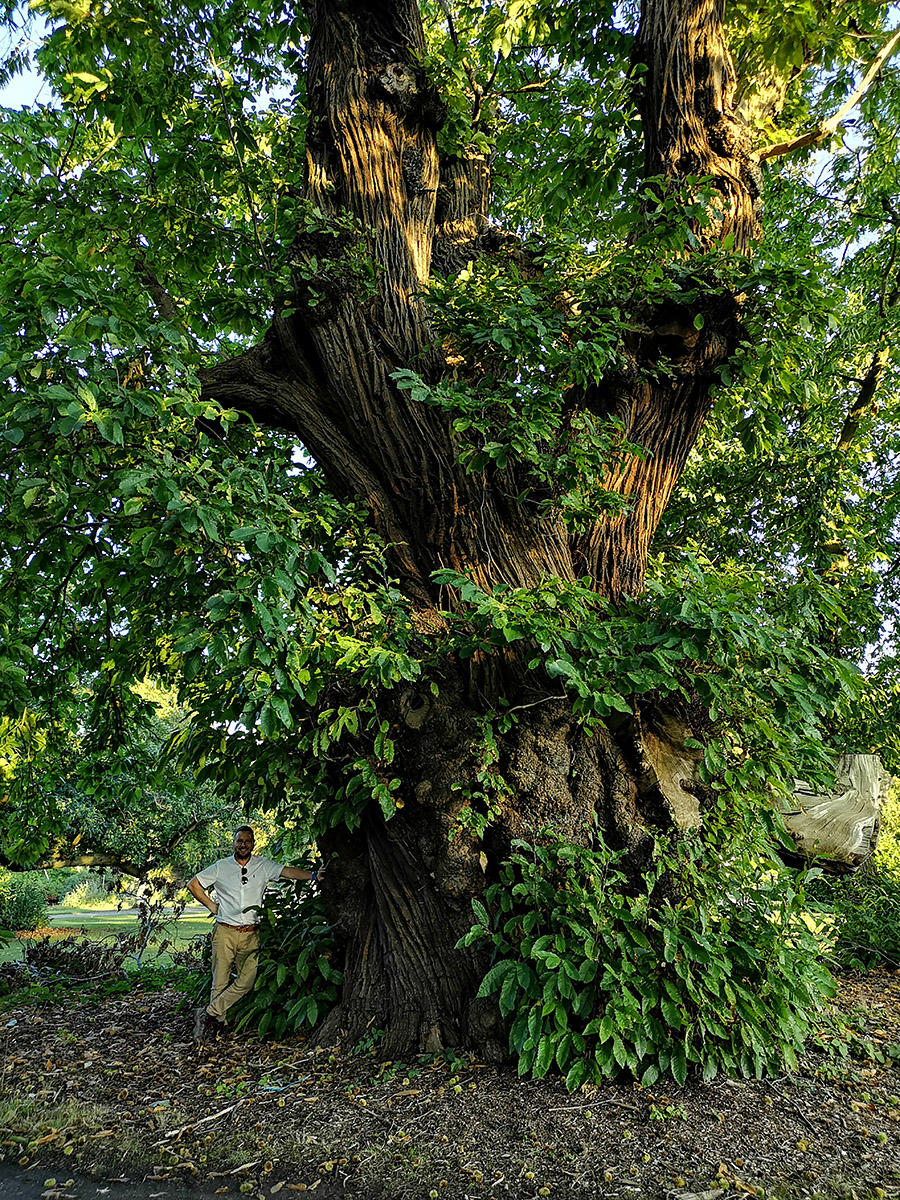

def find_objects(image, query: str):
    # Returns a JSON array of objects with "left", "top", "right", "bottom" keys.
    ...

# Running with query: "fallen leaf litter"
[{"left": 0, "top": 970, "right": 899, "bottom": 1199}]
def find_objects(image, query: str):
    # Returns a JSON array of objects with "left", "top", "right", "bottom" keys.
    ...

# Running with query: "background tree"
[
  {"left": 2, "top": 0, "right": 900, "bottom": 1070},
  {"left": 0, "top": 680, "right": 274, "bottom": 881}
]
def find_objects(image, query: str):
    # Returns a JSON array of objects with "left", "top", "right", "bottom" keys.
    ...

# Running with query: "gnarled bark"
[
  {"left": 314, "top": 668, "right": 696, "bottom": 1055},
  {"left": 196, "top": 0, "right": 764, "bottom": 1053}
]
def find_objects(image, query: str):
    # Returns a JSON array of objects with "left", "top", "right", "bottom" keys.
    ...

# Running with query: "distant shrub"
[
  {"left": 60, "top": 872, "right": 118, "bottom": 909},
  {"left": 16, "top": 868, "right": 79, "bottom": 905},
  {"left": 0, "top": 873, "right": 49, "bottom": 931},
  {"left": 168, "top": 934, "right": 210, "bottom": 972},
  {"left": 21, "top": 931, "right": 129, "bottom": 979},
  {"left": 876, "top": 783, "right": 900, "bottom": 878}
]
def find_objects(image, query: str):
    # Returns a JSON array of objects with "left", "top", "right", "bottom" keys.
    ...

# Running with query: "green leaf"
[
  {"left": 535, "top": 1035, "right": 555, "bottom": 1078},
  {"left": 272, "top": 695, "right": 293, "bottom": 728},
  {"left": 259, "top": 701, "right": 277, "bottom": 738},
  {"left": 500, "top": 970, "right": 518, "bottom": 1016},
  {"left": 565, "top": 1059, "right": 588, "bottom": 1092},
  {"left": 671, "top": 1048, "right": 687, "bottom": 1087},
  {"left": 641, "top": 1063, "right": 659, "bottom": 1086},
  {"left": 477, "top": 960, "right": 514, "bottom": 999}
]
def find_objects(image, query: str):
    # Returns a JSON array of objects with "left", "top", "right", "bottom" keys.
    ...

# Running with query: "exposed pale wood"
[{"left": 639, "top": 712, "right": 703, "bottom": 830}]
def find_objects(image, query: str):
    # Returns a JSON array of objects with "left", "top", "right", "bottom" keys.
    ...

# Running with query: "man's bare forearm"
[
  {"left": 187, "top": 877, "right": 219, "bottom": 915},
  {"left": 278, "top": 865, "right": 315, "bottom": 882}
]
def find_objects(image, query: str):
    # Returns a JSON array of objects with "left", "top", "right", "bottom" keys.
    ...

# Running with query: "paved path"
[
  {"left": 0, "top": 1164, "right": 208, "bottom": 1199},
  {"left": 47, "top": 907, "right": 210, "bottom": 922}
]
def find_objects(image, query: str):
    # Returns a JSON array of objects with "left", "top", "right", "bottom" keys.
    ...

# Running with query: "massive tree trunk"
[
  {"left": 313, "top": 669, "right": 681, "bottom": 1058},
  {"left": 200, "top": 0, "right": 761, "bottom": 1054}
]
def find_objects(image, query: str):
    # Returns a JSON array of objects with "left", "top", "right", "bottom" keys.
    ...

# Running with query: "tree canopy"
[
  {"left": 0, "top": 678, "right": 268, "bottom": 879},
  {"left": 3, "top": 0, "right": 900, "bottom": 1073}
]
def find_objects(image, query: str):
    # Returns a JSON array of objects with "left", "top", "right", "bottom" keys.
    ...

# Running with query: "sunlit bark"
[{"left": 199, "top": 0, "right": 763, "bottom": 1052}]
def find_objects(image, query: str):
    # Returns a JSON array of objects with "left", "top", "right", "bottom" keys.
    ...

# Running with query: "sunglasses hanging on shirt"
[{"left": 241, "top": 866, "right": 248, "bottom": 885}]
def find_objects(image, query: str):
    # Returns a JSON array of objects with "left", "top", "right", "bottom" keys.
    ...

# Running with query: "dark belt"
[{"left": 216, "top": 922, "right": 258, "bottom": 932}]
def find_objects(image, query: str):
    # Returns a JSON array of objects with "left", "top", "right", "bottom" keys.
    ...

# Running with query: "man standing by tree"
[{"left": 187, "top": 826, "right": 322, "bottom": 1040}]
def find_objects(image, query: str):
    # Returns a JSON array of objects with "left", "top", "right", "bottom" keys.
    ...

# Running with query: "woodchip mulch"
[{"left": 1, "top": 971, "right": 899, "bottom": 1200}]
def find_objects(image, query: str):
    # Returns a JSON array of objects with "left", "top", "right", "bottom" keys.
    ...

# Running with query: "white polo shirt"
[{"left": 195, "top": 854, "right": 285, "bottom": 926}]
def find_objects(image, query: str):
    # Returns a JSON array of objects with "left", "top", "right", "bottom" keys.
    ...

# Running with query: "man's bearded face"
[{"left": 233, "top": 831, "right": 254, "bottom": 862}]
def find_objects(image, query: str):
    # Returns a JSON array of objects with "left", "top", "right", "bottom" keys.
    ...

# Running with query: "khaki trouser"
[{"left": 207, "top": 923, "right": 259, "bottom": 1021}]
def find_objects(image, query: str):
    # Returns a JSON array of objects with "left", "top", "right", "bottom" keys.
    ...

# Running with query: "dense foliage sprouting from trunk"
[{"left": 2, "top": 0, "right": 899, "bottom": 1067}]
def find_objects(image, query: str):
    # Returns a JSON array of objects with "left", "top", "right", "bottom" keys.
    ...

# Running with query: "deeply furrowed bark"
[
  {"left": 313, "top": 671, "right": 681, "bottom": 1057},
  {"left": 198, "top": 0, "right": 762, "bottom": 1054},
  {"left": 570, "top": 0, "right": 759, "bottom": 597},
  {"left": 634, "top": 0, "right": 761, "bottom": 255}
]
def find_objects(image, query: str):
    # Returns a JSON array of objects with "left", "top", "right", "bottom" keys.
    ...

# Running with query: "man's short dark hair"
[{"left": 234, "top": 825, "right": 255, "bottom": 838}]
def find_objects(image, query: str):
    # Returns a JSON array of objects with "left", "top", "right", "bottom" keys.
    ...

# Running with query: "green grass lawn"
[{"left": 1, "top": 908, "right": 215, "bottom": 967}]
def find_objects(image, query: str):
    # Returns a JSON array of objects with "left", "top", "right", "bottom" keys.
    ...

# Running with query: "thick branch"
[
  {"left": 432, "top": 152, "right": 491, "bottom": 275},
  {"left": 155, "top": 815, "right": 208, "bottom": 866},
  {"left": 836, "top": 346, "right": 889, "bottom": 453},
  {"left": 188, "top": 3, "right": 576, "bottom": 603},
  {"left": 634, "top": 0, "right": 761, "bottom": 253},
  {"left": 0, "top": 850, "right": 145, "bottom": 879},
  {"left": 759, "top": 27, "right": 900, "bottom": 162},
  {"left": 572, "top": 332, "right": 730, "bottom": 598},
  {"left": 572, "top": 0, "right": 757, "bottom": 598},
  {"left": 735, "top": 64, "right": 802, "bottom": 132},
  {"left": 1, "top": 814, "right": 216, "bottom": 883},
  {"left": 304, "top": 0, "right": 442, "bottom": 357},
  {"left": 198, "top": 332, "right": 439, "bottom": 602},
  {"left": 197, "top": 337, "right": 309, "bottom": 439},
  {"left": 136, "top": 260, "right": 181, "bottom": 324}
]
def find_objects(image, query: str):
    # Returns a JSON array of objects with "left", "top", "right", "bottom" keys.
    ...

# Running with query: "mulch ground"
[
  {"left": 2, "top": 972, "right": 900, "bottom": 1200},
  {"left": 14, "top": 928, "right": 85, "bottom": 942}
]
